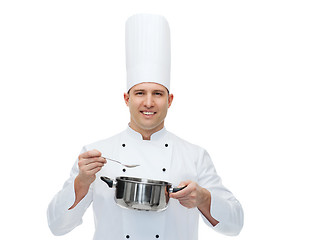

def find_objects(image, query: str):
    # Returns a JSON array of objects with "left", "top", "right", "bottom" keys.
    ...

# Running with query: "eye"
[
  {"left": 154, "top": 92, "right": 163, "bottom": 96},
  {"left": 135, "top": 91, "right": 144, "bottom": 95}
]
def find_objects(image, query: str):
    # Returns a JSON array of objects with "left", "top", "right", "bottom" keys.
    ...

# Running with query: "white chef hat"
[{"left": 125, "top": 13, "right": 171, "bottom": 92}]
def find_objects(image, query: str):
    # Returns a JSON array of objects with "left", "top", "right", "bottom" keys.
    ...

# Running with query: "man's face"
[{"left": 124, "top": 82, "right": 174, "bottom": 136}]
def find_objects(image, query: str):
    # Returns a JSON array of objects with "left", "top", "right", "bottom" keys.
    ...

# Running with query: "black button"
[
  {"left": 162, "top": 168, "right": 166, "bottom": 172},
  {"left": 122, "top": 168, "right": 126, "bottom": 172},
  {"left": 165, "top": 144, "right": 168, "bottom": 147},
  {"left": 122, "top": 144, "right": 126, "bottom": 147},
  {"left": 155, "top": 235, "right": 160, "bottom": 238},
  {"left": 126, "top": 235, "right": 130, "bottom": 239}
]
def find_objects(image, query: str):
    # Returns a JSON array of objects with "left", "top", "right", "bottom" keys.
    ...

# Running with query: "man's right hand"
[
  {"left": 69, "top": 149, "right": 106, "bottom": 209},
  {"left": 76, "top": 149, "right": 107, "bottom": 187}
]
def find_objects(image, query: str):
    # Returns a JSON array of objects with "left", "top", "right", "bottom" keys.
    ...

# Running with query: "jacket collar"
[{"left": 126, "top": 125, "right": 167, "bottom": 141}]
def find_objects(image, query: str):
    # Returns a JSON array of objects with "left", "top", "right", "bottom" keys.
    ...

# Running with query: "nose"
[{"left": 144, "top": 93, "right": 154, "bottom": 108}]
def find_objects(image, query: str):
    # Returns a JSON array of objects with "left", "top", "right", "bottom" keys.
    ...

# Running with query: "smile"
[{"left": 141, "top": 111, "right": 156, "bottom": 116}]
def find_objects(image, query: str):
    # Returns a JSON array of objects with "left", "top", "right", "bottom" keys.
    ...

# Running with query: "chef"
[{"left": 47, "top": 14, "right": 244, "bottom": 240}]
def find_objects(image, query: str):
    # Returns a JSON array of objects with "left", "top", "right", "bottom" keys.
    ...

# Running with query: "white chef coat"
[{"left": 47, "top": 126, "right": 244, "bottom": 239}]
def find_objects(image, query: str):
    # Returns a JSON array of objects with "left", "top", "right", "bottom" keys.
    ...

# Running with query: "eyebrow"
[{"left": 153, "top": 90, "right": 166, "bottom": 93}]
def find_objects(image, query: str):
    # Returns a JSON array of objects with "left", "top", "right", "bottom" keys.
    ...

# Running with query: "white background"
[{"left": 1, "top": 0, "right": 312, "bottom": 239}]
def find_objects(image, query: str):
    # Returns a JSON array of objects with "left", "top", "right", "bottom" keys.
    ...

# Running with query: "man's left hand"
[
  {"left": 169, "top": 180, "right": 210, "bottom": 209},
  {"left": 170, "top": 180, "right": 219, "bottom": 226}
]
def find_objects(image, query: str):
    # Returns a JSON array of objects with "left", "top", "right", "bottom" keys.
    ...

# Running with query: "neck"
[{"left": 129, "top": 122, "right": 164, "bottom": 140}]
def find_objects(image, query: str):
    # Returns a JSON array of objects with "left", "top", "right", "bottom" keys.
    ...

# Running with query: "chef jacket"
[{"left": 47, "top": 126, "right": 244, "bottom": 239}]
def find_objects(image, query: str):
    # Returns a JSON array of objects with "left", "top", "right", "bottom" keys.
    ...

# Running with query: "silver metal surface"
[
  {"left": 114, "top": 177, "right": 170, "bottom": 211},
  {"left": 100, "top": 176, "right": 173, "bottom": 211}
]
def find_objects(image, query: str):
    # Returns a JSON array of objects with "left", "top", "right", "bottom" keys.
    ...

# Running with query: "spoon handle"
[
  {"left": 107, "top": 158, "right": 121, "bottom": 164},
  {"left": 102, "top": 156, "right": 140, "bottom": 168},
  {"left": 103, "top": 157, "right": 121, "bottom": 164}
]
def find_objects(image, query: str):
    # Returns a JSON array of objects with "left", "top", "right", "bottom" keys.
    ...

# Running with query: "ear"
[
  {"left": 124, "top": 93, "right": 130, "bottom": 106},
  {"left": 168, "top": 93, "right": 174, "bottom": 108}
]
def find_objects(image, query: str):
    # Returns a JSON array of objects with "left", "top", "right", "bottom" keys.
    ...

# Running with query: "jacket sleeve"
[
  {"left": 197, "top": 149, "right": 244, "bottom": 236},
  {"left": 47, "top": 147, "right": 93, "bottom": 236}
]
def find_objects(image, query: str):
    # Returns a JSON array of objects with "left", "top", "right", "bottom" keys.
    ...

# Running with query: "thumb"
[
  {"left": 178, "top": 180, "right": 191, "bottom": 188},
  {"left": 170, "top": 180, "right": 191, "bottom": 199}
]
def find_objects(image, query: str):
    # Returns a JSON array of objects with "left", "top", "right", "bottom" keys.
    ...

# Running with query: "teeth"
[{"left": 142, "top": 112, "right": 154, "bottom": 115}]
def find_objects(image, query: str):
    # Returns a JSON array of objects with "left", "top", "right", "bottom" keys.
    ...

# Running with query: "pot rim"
[{"left": 116, "top": 176, "right": 171, "bottom": 186}]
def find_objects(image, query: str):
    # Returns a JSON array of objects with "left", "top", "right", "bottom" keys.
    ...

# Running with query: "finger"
[
  {"left": 170, "top": 182, "right": 194, "bottom": 199},
  {"left": 87, "top": 166, "right": 103, "bottom": 175},
  {"left": 102, "top": 157, "right": 107, "bottom": 164},
  {"left": 170, "top": 191, "right": 192, "bottom": 200},
  {"left": 177, "top": 180, "right": 192, "bottom": 188},
  {"left": 89, "top": 157, "right": 107, "bottom": 164},
  {"left": 170, "top": 189, "right": 188, "bottom": 199},
  {"left": 79, "top": 149, "right": 102, "bottom": 159},
  {"left": 81, "top": 161, "right": 105, "bottom": 172},
  {"left": 175, "top": 194, "right": 193, "bottom": 201},
  {"left": 79, "top": 157, "right": 106, "bottom": 166},
  {"left": 178, "top": 200, "right": 195, "bottom": 209}
]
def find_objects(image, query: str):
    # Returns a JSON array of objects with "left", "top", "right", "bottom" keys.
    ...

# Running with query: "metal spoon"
[{"left": 103, "top": 157, "right": 140, "bottom": 168}]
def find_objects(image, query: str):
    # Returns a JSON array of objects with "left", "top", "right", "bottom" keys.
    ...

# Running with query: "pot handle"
[
  {"left": 100, "top": 176, "right": 114, "bottom": 188},
  {"left": 171, "top": 185, "right": 187, "bottom": 193}
]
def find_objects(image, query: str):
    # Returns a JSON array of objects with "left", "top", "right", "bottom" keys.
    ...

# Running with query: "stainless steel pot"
[{"left": 100, "top": 176, "right": 186, "bottom": 212}]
